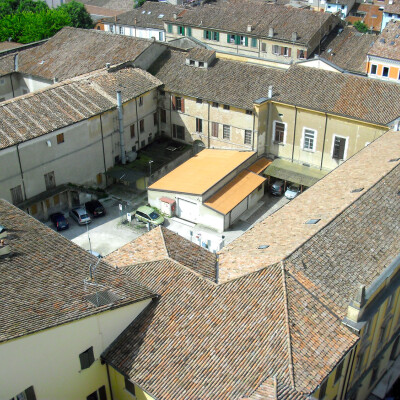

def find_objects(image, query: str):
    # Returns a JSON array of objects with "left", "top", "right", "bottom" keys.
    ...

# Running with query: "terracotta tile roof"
[
  {"left": 85, "top": 5, "right": 125, "bottom": 17},
  {"left": 368, "top": 20, "right": 400, "bottom": 60},
  {"left": 187, "top": 47, "right": 216, "bottom": 63},
  {"left": 103, "top": 259, "right": 356, "bottom": 399},
  {"left": 248, "top": 157, "right": 273, "bottom": 174},
  {"left": 320, "top": 26, "right": 375, "bottom": 73},
  {"left": 148, "top": 149, "right": 255, "bottom": 195},
  {"left": 102, "top": 2, "right": 183, "bottom": 29},
  {"left": 0, "top": 42, "right": 24, "bottom": 52},
  {"left": 149, "top": 49, "right": 286, "bottom": 110},
  {"left": 0, "top": 67, "right": 162, "bottom": 150},
  {"left": 0, "top": 199, "right": 155, "bottom": 344},
  {"left": 0, "top": 53, "right": 14, "bottom": 76},
  {"left": 150, "top": 48, "right": 400, "bottom": 124},
  {"left": 217, "top": 130, "right": 400, "bottom": 282},
  {"left": 278, "top": 65, "right": 400, "bottom": 125},
  {"left": 164, "top": 0, "right": 337, "bottom": 45},
  {"left": 383, "top": 0, "right": 400, "bottom": 14},
  {"left": 347, "top": 5, "right": 383, "bottom": 32},
  {"left": 204, "top": 170, "right": 266, "bottom": 215},
  {"left": 14, "top": 26, "right": 153, "bottom": 81},
  {"left": 106, "top": 227, "right": 217, "bottom": 282},
  {"left": 78, "top": 0, "right": 133, "bottom": 12}
]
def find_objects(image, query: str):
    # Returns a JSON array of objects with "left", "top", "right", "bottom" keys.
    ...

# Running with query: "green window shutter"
[
  {"left": 168, "top": 24, "right": 172, "bottom": 33},
  {"left": 188, "top": 27, "right": 192, "bottom": 36},
  {"left": 203, "top": 30, "right": 207, "bottom": 39},
  {"left": 227, "top": 34, "right": 230, "bottom": 43},
  {"left": 182, "top": 26, "right": 185, "bottom": 35},
  {"left": 235, "top": 35, "right": 240, "bottom": 45},
  {"left": 251, "top": 37, "right": 257, "bottom": 47},
  {"left": 216, "top": 32, "right": 219, "bottom": 41},
  {"left": 245, "top": 37, "right": 248, "bottom": 46}
]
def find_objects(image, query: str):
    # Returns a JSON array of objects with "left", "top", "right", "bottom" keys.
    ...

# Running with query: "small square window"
[
  {"left": 199, "top": 62, "right": 204, "bottom": 67},
  {"left": 261, "top": 43, "right": 267, "bottom": 52},
  {"left": 57, "top": 133, "right": 64, "bottom": 144},
  {"left": 125, "top": 377, "right": 136, "bottom": 396},
  {"left": 79, "top": 347, "right": 95, "bottom": 370},
  {"left": 382, "top": 67, "right": 389, "bottom": 77},
  {"left": 139, "top": 96, "right": 143, "bottom": 106},
  {"left": 196, "top": 98, "right": 203, "bottom": 104},
  {"left": 246, "top": 110, "right": 253, "bottom": 115},
  {"left": 223, "top": 104, "right": 230, "bottom": 110},
  {"left": 212, "top": 102, "right": 219, "bottom": 108}
]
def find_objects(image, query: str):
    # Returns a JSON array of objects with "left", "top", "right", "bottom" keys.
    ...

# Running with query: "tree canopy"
[{"left": 0, "top": 0, "right": 93, "bottom": 43}]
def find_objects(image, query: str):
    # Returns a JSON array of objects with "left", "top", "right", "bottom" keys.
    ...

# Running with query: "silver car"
[{"left": 69, "top": 207, "right": 91, "bottom": 225}]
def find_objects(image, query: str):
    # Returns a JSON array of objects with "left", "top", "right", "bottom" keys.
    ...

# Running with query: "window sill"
[
  {"left": 302, "top": 148, "right": 315, "bottom": 153},
  {"left": 273, "top": 141, "right": 285, "bottom": 146}
]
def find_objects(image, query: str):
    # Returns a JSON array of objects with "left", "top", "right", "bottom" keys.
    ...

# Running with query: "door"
[{"left": 177, "top": 198, "right": 197, "bottom": 222}]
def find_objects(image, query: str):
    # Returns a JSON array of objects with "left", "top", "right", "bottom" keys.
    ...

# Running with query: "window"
[
  {"left": 302, "top": 128, "right": 317, "bottom": 151},
  {"left": 44, "top": 171, "right": 56, "bottom": 190},
  {"left": 167, "top": 24, "right": 173, "bottom": 33},
  {"left": 196, "top": 98, "right": 203, "bottom": 104},
  {"left": 187, "top": 27, "right": 192, "bottom": 37},
  {"left": 261, "top": 42, "right": 267, "bottom": 52},
  {"left": 130, "top": 124, "right": 135, "bottom": 138},
  {"left": 212, "top": 31, "right": 219, "bottom": 41},
  {"left": 283, "top": 47, "right": 291, "bottom": 56},
  {"left": 383, "top": 66, "right": 389, "bottom": 77},
  {"left": 371, "top": 64, "right": 377, "bottom": 75},
  {"left": 355, "top": 352, "right": 364, "bottom": 373},
  {"left": 161, "top": 109, "right": 166, "bottom": 123},
  {"left": 251, "top": 37, "right": 257, "bottom": 48},
  {"left": 56, "top": 133, "right": 64, "bottom": 144},
  {"left": 387, "top": 294, "right": 394, "bottom": 313},
  {"left": 319, "top": 380, "right": 327, "bottom": 400},
  {"left": 273, "top": 45, "right": 280, "bottom": 55},
  {"left": 139, "top": 96, "right": 143, "bottom": 106},
  {"left": 153, "top": 112, "right": 158, "bottom": 126},
  {"left": 204, "top": 30, "right": 219, "bottom": 41},
  {"left": 172, "top": 96, "right": 184, "bottom": 112},
  {"left": 246, "top": 110, "right": 253, "bottom": 115},
  {"left": 212, "top": 122, "right": 218, "bottom": 137},
  {"left": 379, "top": 324, "right": 387, "bottom": 343},
  {"left": 240, "top": 35, "right": 247, "bottom": 46},
  {"left": 244, "top": 130, "right": 252, "bottom": 145},
  {"left": 160, "top": 89, "right": 165, "bottom": 96},
  {"left": 273, "top": 121, "right": 286, "bottom": 144},
  {"left": 227, "top": 34, "right": 236, "bottom": 44},
  {"left": 212, "top": 102, "right": 219, "bottom": 108},
  {"left": 149, "top": 132, "right": 153, "bottom": 142},
  {"left": 199, "top": 61, "right": 204, "bottom": 68},
  {"left": 140, "top": 119, "right": 144, "bottom": 133},
  {"left": 223, "top": 104, "right": 230, "bottom": 110},
  {"left": 223, "top": 125, "right": 230, "bottom": 140},
  {"left": 364, "top": 320, "right": 371, "bottom": 337},
  {"left": 119, "top": 26, "right": 124, "bottom": 35},
  {"left": 10, "top": 386, "right": 36, "bottom": 400},
  {"left": 87, "top": 386, "right": 107, "bottom": 400},
  {"left": 10, "top": 185, "right": 23, "bottom": 205},
  {"left": 178, "top": 26, "right": 185, "bottom": 35},
  {"left": 125, "top": 377, "right": 136, "bottom": 396},
  {"left": 173, "top": 124, "right": 185, "bottom": 140},
  {"left": 298, "top": 50, "right": 305, "bottom": 59},
  {"left": 196, "top": 118, "right": 202, "bottom": 133},
  {"left": 79, "top": 346, "right": 95, "bottom": 370},
  {"left": 332, "top": 136, "right": 346, "bottom": 160},
  {"left": 335, "top": 360, "right": 344, "bottom": 383}
]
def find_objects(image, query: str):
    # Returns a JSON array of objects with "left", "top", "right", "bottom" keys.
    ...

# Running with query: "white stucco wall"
[{"left": 0, "top": 298, "right": 152, "bottom": 400}]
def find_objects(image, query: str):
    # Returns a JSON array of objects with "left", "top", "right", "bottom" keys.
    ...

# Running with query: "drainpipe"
[
  {"left": 320, "top": 112, "right": 328, "bottom": 170},
  {"left": 99, "top": 114, "right": 107, "bottom": 176},
  {"left": 116, "top": 90, "right": 126, "bottom": 165},
  {"left": 16, "top": 144, "right": 27, "bottom": 201},
  {"left": 135, "top": 97, "right": 140, "bottom": 150},
  {"left": 9, "top": 74, "right": 15, "bottom": 98},
  {"left": 207, "top": 101, "right": 211, "bottom": 148},
  {"left": 291, "top": 106, "right": 298, "bottom": 162},
  {"left": 252, "top": 109, "right": 256, "bottom": 152}
]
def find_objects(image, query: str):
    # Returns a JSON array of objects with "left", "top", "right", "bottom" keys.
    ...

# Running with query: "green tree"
[
  {"left": 0, "top": 0, "right": 20, "bottom": 19},
  {"left": 16, "top": 0, "right": 48, "bottom": 13},
  {"left": 134, "top": 0, "right": 146, "bottom": 8},
  {"left": 353, "top": 21, "right": 369, "bottom": 33},
  {"left": 58, "top": 1, "right": 93, "bottom": 29}
]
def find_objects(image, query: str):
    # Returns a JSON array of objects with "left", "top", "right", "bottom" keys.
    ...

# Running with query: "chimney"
[
  {"left": 117, "top": 91, "right": 126, "bottom": 165},
  {"left": 247, "top": 24, "right": 252, "bottom": 32},
  {"left": 354, "top": 284, "right": 366, "bottom": 308},
  {"left": 106, "top": 63, "right": 111, "bottom": 69},
  {"left": 114, "top": 15, "right": 117, "bottom": 23},
  {"left": 292, "top": 32, "right": 298, "bottom": 41},
  {"left": 173, "top": 13, "right": 177, "bottom": 19},
  {"left": 14, "top": 53, "right": 18, "bottom": 72},
  {"left": 389, "top": 0, "right": 393, "bottom": 4},
  {"left": 0, "top": 236, "right": 10, "bottom": 258},
  {"left": 134, "top": 17, "right": 137, "bottom": 25},
  {"left": 268, "top": 85, "right": 273, "bottom": 99},
  {"left": 269, "top": 27, "right": 274, "bottom": 37},
  {"left": 53, "top": 77, "right": 58, "bottom": 83}
]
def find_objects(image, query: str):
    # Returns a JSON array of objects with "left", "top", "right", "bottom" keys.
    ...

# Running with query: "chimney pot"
[
  {"left": 247, "top": 24, "right": 252, "bottom": 32},
  {"left": 268, "top": 85, "right": 273, "bottom": 99},
  {"left": 173, "top": 13, "right": 177, "bottom": 19},
  {"left": 269, "top": 27, "right": 274, "bottom": 37},
  {"left": 106, "top": 63, "right": 111, "bottom": 69},
  {"left": 292, "top": 31, "right": 298, "bottom": 41}
]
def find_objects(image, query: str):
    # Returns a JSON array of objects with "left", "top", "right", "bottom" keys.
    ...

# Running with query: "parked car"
[
  {"left": 134, "top": 205, "right": 165, "bottom": 226},
  {"left": 85, "top": 200, "right": 106, "bottom": 218},
  {"left": 49, "top": 212, "right": 69, "bottom": 231},
  {"left": 69, "top": 207, "right": 91, "bottom": 225},
  {"left": 270, "top": 180, "right": 285, "bottom": 196},
  {"left": 285, "top": 184, "right": 301, "bottom": 200}
]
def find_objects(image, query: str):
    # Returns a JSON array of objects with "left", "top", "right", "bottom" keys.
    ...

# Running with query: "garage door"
[
  {"left": 230, "top": 198, "right": 248, "bottom": 223},
  {"left": 177, "top": 198, "right": 197, "bottom": 222}
]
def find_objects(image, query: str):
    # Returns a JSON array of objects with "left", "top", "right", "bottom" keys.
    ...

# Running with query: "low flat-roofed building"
[
  {"left": 0, "top": 199, "right": 155, "bottom": 400},
  {"left": 148, "top": 149, "right": 269, "bottom": 231}
]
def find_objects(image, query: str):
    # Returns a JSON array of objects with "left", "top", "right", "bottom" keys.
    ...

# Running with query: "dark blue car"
[{"left": 50, "top": 212, "right": 69, "bottom": 231}]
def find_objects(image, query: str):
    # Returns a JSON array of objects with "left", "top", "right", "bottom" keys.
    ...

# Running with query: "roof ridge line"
[
  {"left": 159, "top": 226, "right": 170, "bottom": 259},
  {"left": 280, "top": 261, "right": 295, "bottom": 390}
]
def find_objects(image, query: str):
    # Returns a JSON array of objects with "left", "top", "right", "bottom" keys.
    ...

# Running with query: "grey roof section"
[
  {"left": 320, "top": 27, "right": 376, "bottom": 74},
  {"left": 187, "top": 47, "right": 216, "bottom": 62},
  {"left": 164, "top": 0, "right": 338, "bottom": 45},
  {"left": 0, "top": 199, "right": 155, "bottom": 343},
  {"left": 77, "top": 0, "right": 134, "bottom": 11},
  {"left": 3, "top": 26, "right": 154, "bottom": 81},
  {"left": 102, "top": 2, "right": 184, "bottom": 29},
  {"left": 0, "top": 67, "right": 162, "bottom": 150},
  {"left": 368, "top": 20, "right": 400, "bottom": 61}
]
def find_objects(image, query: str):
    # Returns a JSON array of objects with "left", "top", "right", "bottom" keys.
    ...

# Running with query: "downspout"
[
  {"left": 169, "top": 92, "right": 173, "bottom": 140},
  {"left": 291, "top": 106, "right": 298, "bottom": 162},
  {"left": 135, "top": 97, "right": 140, "bottom": 149},
  {"left": 341, "top": 346, "right": 357, "bottom": 400},
  {"left": 320, "top": 112, "right": 328, "bottom": 170},
  {"left": 16, "top": 144, "right": 27, "bottom": 201},
  {"left": 116, "top": 90, "right": 126, "bottom": 164},
  {"left": 208, "top": 101, "right": 211, "bottom": 148},
  {"left": 252, "top": 109, "right": 256, "bottom": 152},
  {"left": 99, "top": 114, "right": 107, "bottom": 176},
  {"left": 9, "top": 74, "right": 15, "bottom": 98},
  {"left": 106, "top": 363, "right": 114, "bottom": 400},
  {"left": 266, "top": 87, "right": 273, "bottom": 156}
]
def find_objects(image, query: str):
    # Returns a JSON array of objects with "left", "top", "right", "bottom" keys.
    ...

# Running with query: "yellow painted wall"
[{"left": 0, "top": 299, "right": 152, "bottom": 400}]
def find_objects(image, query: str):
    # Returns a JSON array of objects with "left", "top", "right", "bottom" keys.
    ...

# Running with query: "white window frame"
[
  {"left": 272, "top": 120, "right": 287, "bottom": 145},
  {"left": 244, "top": 129, "right": 252, "bottom": 145},
  {"left": 382, "top": 66, "right": 389, "bottom": 78},
  {"left": 301, "top": 128, "right": 317, "bottom": 152},
  {"left": 331, "top": 134, "right": 349, "bottom": 161},
  {"left": 119, "top": 26, "right": 124, "bottom": 35},
  {"left": 223, "top": 124, "right": 231, "bottom": 140},
  {"left": 370, "top": 64, "right": 377, "bottom": 75}
]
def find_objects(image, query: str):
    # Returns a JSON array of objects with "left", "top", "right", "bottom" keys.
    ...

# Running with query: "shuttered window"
[
  {"left": 79, "top": 346, "right": 95, "bottom": 370},
  {"left": 140, "top": 119, "right": 144, "bottom": 133},
  {"left": 167, "top": 24, "right": 172, "bottom": 33},
  {"left": 244, "top": 130, "right": 252, "bottom": 145},
  {"left": 178, "top": 26, "right": 185, "bottom": 35},
  {"left": 196, "top": 118, "right": 202, "bottom": 133},
  {"left": 10, "top": 185, "right": 23, "bottom": 204},
  {"left": 251, "top": 37, "right": 257, "bottom": 47},
  {"left": 273, "top": 121, "right": 286, "bottom": 143},
  {"left": 223, "top": 125, "right": 230, "bottom": 140},
  {"left": 172, "top": 96, "right": 184, "bottom": 112},
  {"left": 173, "top": 124, "right": 185, "bottom": 140},
  {"left": 161, "top": 109, "right": 166, "bottom": 123},
  {"left": 187, "top": 27, "right": 192, "bottom": 36},
  {"left": 44, "top": 171, "right": 56, "bottom": 190},
  {"left": 212, "top": 122, "right": 218, "bottom": 137}
]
